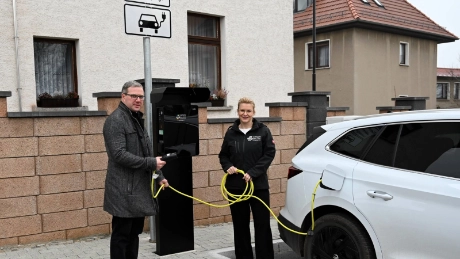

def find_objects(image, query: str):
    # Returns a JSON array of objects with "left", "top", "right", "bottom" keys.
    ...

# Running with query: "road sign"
[
  {"left": 124, "top": 4, "right": 171, "bottom": 38},
  {"left": 125, "top": 0, "right": 170, "bottom": 7}
]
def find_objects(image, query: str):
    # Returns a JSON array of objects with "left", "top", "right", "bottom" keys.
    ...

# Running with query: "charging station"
[{"left": 151, "top": 87, "right": 210, "bottom": 256}]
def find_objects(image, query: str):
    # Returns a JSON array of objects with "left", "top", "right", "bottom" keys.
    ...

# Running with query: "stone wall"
[{"left": 0, "top": 94, "right": 306, "bottom": 247}]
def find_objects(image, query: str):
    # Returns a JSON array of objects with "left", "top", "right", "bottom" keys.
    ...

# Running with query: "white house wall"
[{"left": 0, "top": 1, "right": 293, "bottom": 117}]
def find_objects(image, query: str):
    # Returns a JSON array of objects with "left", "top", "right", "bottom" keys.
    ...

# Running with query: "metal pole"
[
  {"left": 143, "top": 37, "right": 155, "bottom": 242},
  {"left": 312, "top": 0, "right": 317, "bottom": 91}
]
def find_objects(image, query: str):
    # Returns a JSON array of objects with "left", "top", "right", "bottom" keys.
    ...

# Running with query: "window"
[
  {"left": 306, "top": 40, "right": 330, "bottom": 69},
  {"left": 437, "top": 83, "right": 449, "bottom": 99},
  {"left": 34, "top": 38, "right": 78, "bottom": 99},
  {"left": 187, "top": 14, "right": 221, "bottom": 94},
  {"left": 454, "top": 83, "right": 460, "bottom": 100},
  {"left": 330, "top": 126, "right": 382, "bottom": 159},
  {"left": 399, "top": 42, "right": 409, "bottom": 65},
  {"left": 293, "top": 0, "right": 312, "bottom": 12},
  {"left": 363, "top": 125, "right": 400, "bottom": 167},
  {"left": 394, "top": 122, "right": 460, "bottom": 178}
]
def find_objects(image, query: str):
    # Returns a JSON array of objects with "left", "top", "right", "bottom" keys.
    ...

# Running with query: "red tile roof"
[
  {"left": 437, "top": 68, "right": 460, "bottom": 77},
  {"left": 294, "top": 0, "right": 458, "bottom": 42}
]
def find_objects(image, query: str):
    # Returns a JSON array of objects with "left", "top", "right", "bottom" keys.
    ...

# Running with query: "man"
[{"left": 103, "top": 80, "right": 169, "bottom": 259}]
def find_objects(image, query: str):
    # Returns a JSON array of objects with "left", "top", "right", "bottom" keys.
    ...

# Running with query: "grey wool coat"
[{"left": 103, "top": 102, "right": 165, "bottom": 218}]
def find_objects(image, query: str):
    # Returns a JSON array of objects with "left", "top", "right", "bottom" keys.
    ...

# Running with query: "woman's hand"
[
  {"left": 226, "top": 166, "right": 238, "bottom": 174},
  {"left": 243, "top": 173, "right": 252, "bottom": 182}
]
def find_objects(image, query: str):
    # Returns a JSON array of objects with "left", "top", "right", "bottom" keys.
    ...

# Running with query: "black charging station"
[{"left": 151, "top": 87, "right": 210, "bottom": 256}]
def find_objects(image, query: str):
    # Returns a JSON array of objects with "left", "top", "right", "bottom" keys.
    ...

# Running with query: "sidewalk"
[{"left": 0, "top": 219, "right": 301, "bottom": 259}]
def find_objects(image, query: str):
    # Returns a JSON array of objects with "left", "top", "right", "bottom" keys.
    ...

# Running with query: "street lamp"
[{"left": 312, "top": 0, "right": 316, "bottom": 91}]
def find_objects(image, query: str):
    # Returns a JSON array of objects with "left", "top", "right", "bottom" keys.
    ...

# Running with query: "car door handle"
[{"left": 367, "top": 191, "right": 393, "bottom": 201}]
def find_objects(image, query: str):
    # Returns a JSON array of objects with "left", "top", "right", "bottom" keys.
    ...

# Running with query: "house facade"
[
  {"left": 293, "top": 0, "right": 458, "bottom": 115},
  {"left": 0, "top": 0, "right": 293, "bottom": 117},
  {"left": 436, "top": 68, "right": 460, "bottom": 109}
]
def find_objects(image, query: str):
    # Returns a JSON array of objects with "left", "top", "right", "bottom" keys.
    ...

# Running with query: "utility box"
[{"left": 151, "top": 87, "right": 210, "bottom": 256}]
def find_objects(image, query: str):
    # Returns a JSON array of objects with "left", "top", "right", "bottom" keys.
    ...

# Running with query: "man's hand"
[
  {"left": 156, "top": 157, "right": 166, "bottom": 170},
  {"left": 226, "top": 166, "right": 238, "bottom": 174},
  {"left": 159, "top": 179, "right": 169, "bottom": 189}
]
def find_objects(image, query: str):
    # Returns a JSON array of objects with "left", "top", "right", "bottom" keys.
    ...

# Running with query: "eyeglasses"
[{"left": 124, "top": 93, "right": 145, "bottom": 100}]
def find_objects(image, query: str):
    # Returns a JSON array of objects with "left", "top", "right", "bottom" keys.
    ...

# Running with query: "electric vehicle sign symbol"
[
  {"left": 124, "top": 4, "right": 171, "bottom": 38},
  {"left": 139, "top": 13, "right": 166, "bottom": 34}
]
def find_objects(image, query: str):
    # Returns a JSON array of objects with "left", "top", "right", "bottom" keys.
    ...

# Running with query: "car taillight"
[{"left": 288, "top": 166, "right": 303, "bottom": 179}]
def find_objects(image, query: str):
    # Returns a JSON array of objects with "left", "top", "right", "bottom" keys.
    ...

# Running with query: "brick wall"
[{"left": 0, "top": 96, "right": 306, "bottom": 247}]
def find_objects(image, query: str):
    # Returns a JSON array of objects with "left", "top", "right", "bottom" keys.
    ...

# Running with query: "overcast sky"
[{"left": 407, "top": 0, "right": 460, "bottom": 68}]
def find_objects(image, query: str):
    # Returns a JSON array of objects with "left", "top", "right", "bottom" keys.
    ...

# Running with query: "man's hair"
[
  {"left": 121, "top": 81, "right": 143, "bottom": 94},
  {"left": 237, "top": 97, "right": 255, "bottom": 110}
]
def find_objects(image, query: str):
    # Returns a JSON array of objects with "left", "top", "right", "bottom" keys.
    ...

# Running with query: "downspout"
[{"left": 12, "top": 0, "right": 23, "bottom": 112}]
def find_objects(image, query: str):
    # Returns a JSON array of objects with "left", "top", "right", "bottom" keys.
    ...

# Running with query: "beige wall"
[
  {"left": 294, "top": 28, "right": 438, "bottom": 115},
  {"left": 294, "top": 29, "right": 355, "bottom": 112}
]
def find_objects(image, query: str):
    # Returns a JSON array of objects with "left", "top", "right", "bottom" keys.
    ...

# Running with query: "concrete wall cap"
[
  {"left": 265, "top": 102, "right": 309, "bottom": 107},
  {"left": 0, "top": 91, "right": 12, "bottom": 97},
  {"left": 391, "top": 97, "right": 429, "bottom": 101},
  {"left": 376, "top": 106, "right": 412, "bottom": 110},
  {"left": 288, "top": 91, "right": 331, "bottom": 96},
  {"left": 327, "top": 107, "right": 350, "bottom": 111},
  {"left": 92, "top": 92, "right": 121, "bottom": 98}
]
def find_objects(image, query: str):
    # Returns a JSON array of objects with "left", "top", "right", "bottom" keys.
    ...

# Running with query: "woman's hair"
[{"left": 238, "top": 97, "right": 255, "bottom": 111}]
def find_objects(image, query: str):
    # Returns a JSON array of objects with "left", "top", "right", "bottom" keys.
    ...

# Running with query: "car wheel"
[{"left": 304, "top": 213, "right": 375, "bottom": 259}]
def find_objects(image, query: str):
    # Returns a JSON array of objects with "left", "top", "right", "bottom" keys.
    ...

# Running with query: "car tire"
[{"left": 304, "top": 213, "right": 375, "bottom": 259}]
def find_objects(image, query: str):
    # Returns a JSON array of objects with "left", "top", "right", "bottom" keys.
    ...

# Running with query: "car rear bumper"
[{"left": 277, "top": 213, "right": 304, "bottom": 256}]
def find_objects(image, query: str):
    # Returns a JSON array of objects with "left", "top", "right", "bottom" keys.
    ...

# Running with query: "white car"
[{"left": 278, "top": 109, "right": 460, "bottom": 259}]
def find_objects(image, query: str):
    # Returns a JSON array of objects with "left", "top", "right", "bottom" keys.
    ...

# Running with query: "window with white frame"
[
  {"left": 454, "top": 83, "right": 460, "bottom": 100},
  {"left": 437, "top": 83, "right": 449, "bottom": 99},
  {"left": 34, "top": 38, "right": 78, "bottom": 100},
  {"left": 293, "top": 0, "right": 312, "bottom": 12},
  {"left": 187, "top": 14, "right": 221, "bottom": 93},
  {"left": 306, "top": 40, "right": 330, "bottom": 70},
  {"left": 399, "top": 42, "right": 409, "bottom": 65}
]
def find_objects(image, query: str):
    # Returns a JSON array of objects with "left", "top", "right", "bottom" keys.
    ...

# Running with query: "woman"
[{"left": 219, "top": 97, "right": 276, "bottom": 259}]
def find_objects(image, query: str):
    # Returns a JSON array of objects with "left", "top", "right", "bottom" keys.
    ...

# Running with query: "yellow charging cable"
[{"left": 152, "top": 169, "right": 322, "bottom": 235}]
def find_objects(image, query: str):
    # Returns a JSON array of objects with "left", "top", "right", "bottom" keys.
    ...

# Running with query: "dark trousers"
[
  {"left": 228, "top": 189, "right": 274, "bottom": 259},
  {"left": 110, "top": 216, "right": 145, "bottom": 259}
]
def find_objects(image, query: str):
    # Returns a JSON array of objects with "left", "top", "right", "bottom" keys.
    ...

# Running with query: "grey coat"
[{"left": 103, "top": 102, "right": 164, "bottom": 218}]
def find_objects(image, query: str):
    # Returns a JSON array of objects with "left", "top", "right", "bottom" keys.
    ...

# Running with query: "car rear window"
[{"left": 330, "top": 126, "right": 383, "bottom": 159}]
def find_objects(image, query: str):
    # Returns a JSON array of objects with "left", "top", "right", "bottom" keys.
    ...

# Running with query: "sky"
[{"left": 407, "top": 0, "right": 460, "bottom": 68}]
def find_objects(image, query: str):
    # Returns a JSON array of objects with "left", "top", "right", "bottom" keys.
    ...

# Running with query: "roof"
[
  {"left": 294, "top": 0, "right": 458, "bottom": 43},
  {"left": 322, "top": 108, "right": 460, "bottom": 132},
  {"left": 437, "top": 68, "right": 460, "bottom": 78}
]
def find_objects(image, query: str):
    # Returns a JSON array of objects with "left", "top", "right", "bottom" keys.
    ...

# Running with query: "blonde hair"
[{"left": 237, "top": 97, "right": 255, "bottom": 111}]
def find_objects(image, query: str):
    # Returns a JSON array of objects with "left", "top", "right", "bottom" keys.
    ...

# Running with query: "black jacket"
[{"left": 219, "top": 118, "right": 276, "bottom": 190}]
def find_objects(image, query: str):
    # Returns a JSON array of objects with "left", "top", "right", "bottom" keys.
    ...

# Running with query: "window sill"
[
  {"left": 305, "top": 66, "right": 330, "bottom": 71},
  {"left": 399, "top": 64, "right": 410, "bottom": 67}
]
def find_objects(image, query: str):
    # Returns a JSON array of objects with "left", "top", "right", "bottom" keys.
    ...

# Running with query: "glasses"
[{"left": 124, "top": 93, "right": 145, "bottom": 100}]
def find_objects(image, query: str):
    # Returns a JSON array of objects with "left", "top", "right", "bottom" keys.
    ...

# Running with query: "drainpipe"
[{"left": 12, "top": 0, "right": 23, "bottom": 112}]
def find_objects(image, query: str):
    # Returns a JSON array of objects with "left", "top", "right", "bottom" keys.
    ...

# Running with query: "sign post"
[{"left": 124, "top": 0, "right": 171, "bottom": 243}]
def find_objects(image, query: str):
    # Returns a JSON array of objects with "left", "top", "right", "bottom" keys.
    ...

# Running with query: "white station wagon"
[{"left": 278, "top": 109, "right": 460, "bottom": 259}]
